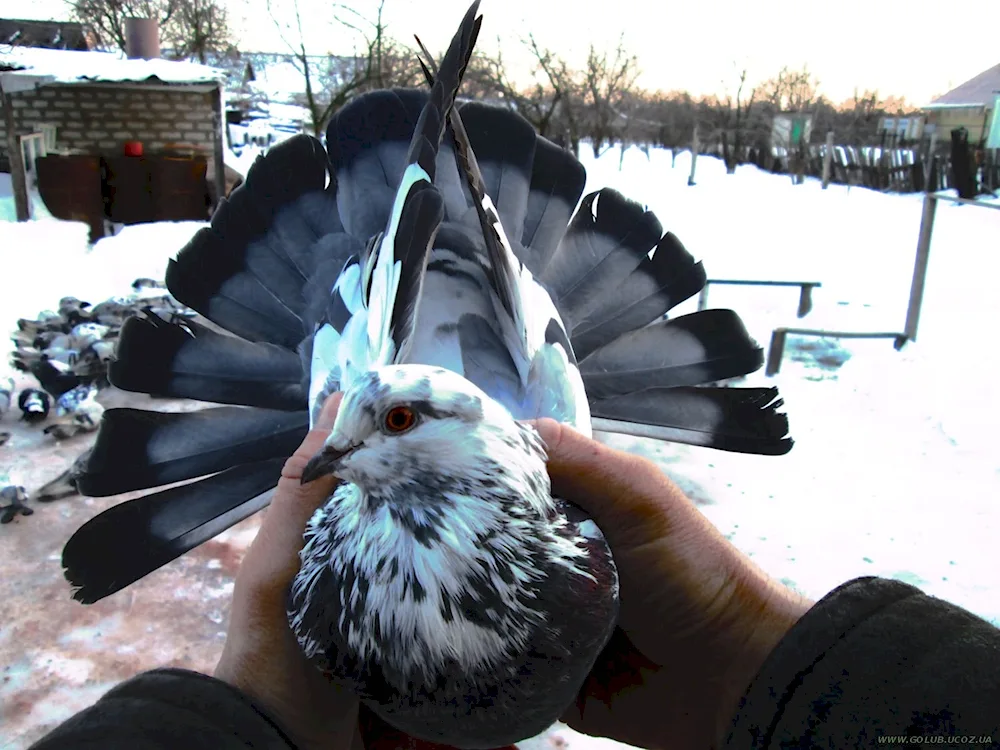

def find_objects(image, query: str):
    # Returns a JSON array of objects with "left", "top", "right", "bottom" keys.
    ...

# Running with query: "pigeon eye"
[{"left": 384, "top": 406, "right": 416, "bottom": 433}]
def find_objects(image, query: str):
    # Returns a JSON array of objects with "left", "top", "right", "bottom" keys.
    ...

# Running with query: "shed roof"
[
  {"left": 0, "top": 45, "right": 223, "bottom": 94},
  {"left": 925, "top": 63, "right": 1000, "bottom": 109}
]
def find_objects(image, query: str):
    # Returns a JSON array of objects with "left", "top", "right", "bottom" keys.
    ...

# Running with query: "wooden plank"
[
  {"left": 779, "top": 328, "right": 905, "bottom": 339},
  {"left": 0, "top": 80, "right": 30, "bottom": 222},
  {"left": 822, "top": 130, "right": 834, "bottom": 189},
  {"left": 706, "top": 279, "right": 822, "bottom": 288},
  {"left": 929, "top": 192, "right": 1000, "bottom": 211},
  {"left": 688, "top": 124, "right": 699, "bottom": 186},
  {"left": 765, "top": 326, "right": 906, "bottom": 377}
]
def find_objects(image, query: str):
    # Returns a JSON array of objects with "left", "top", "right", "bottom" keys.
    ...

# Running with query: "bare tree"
[
  {"left": 269, "top": 0, "right": 422, "bottom": 136},
  {"left": 70, "top": 0, "right": 178, "bottom": 51},
  {"left": 758, "top": 65, "right": 819, "bottom": 113},
  {"left": 720, "top": 66, "right": 757, "bottom": 174},
  {"left": 583, "top": 35, "right": 639, "bottom": 158},
  {"left": 163, "top": 0, "right": 231, "bottom": 63},
  {"left": 70, "top": 0, "right": 230, "bottom": 60}
]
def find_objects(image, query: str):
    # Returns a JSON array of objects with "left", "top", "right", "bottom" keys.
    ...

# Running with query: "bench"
[
  {"left": 765, "top": 327, "right": 908, "bottom": 376},
  {"left": 697, "top": 279, "right": 822, "bottom": 318}
]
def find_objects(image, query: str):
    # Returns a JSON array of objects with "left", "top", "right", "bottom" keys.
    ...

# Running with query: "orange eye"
[{"left": 384, "top": 406, "right": 416, "bottom": 433}]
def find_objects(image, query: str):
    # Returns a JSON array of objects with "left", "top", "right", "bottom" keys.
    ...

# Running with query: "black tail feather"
[
  {"left": 521, "top": 136, "right": 587, "bottom": 276},
  {"left": 110, "top": 314, "right": 306, "bottom": 410},
  {"left": 453, "top": 101, "right": 538, "bottom": 240},
  {"left": 540, "top": 189, "right": 663, "bottom": 328},
  {"left": 64, "top": 459, "right": 283, "bottom": 604},
  {"left": 571, "top": 232, "right": 706, "bottom": 360},
  {"left": 579, "top": 309, "right": 763, "bottom": 399},
  {"left": 166, "top": 135, "right": 336, "bottom": 349},
  {"left": 591, "top": 386, "right": 793, "bottom": 455},
  {"left": 77, "top": 407, "right": 307, "bottom": 497}
]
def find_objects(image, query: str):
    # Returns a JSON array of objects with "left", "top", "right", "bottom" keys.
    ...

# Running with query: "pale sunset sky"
[{"left": 9, "top": 0, "right": 1000, "bottom": 106}]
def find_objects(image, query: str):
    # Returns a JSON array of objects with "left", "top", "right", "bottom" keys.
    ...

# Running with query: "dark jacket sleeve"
[
  {"left": 28, "top": 667, "right": 296, "bottom": 750},
  {"left": 726, "top": 576, "right": 1000, "bottom": 748}
]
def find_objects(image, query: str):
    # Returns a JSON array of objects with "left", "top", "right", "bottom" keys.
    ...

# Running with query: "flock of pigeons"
[{"left": 0, "top": 280, "right": 194, "bottom": 523}]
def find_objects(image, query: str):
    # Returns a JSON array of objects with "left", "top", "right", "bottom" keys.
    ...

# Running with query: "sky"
[{"left": 9, "top": 0, "right": 1000, "bottom": 106}]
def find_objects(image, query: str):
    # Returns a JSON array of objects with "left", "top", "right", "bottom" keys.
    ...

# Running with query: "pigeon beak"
[{"left": 300, "top": 444, "right": 358, "bottom": 485}]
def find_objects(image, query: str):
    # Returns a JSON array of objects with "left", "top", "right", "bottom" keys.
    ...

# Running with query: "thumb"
[
  {"left": 239, "top": 393, "right": 344, "bottom": 602},
  {"left": 529, "top": 418, "right": 694, "bottom": 551}
]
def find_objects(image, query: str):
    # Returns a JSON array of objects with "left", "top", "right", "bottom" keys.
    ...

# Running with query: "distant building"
[
  {"left": 923, "top": 63, "right": 1000, "bottom": 146},
  {"left": 0, "top": 18, "right": 96, "bottom": 51},
  {"left": 1, "top": 45, "right": 226, "bottom": 236}
]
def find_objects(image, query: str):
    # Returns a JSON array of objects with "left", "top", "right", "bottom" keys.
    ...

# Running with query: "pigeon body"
[
  {"left": 0, "top": 377, "right": 13, "bottom": 419},
  {"left": 0, "top": 486, "right": 32, "bottom": 524},
  {"left": 18, "top": 389, "right": 50, "bottom": 422},
  {"left": 61, "top": 1, "right": 792, "bottom": 746}
]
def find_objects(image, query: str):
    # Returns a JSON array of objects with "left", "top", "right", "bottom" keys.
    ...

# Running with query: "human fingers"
[
  {"left": 237, "top": 392, "right": 344, "bottom": 607},
  {"left": 529, "top": 418, "right": 714, "bottom": 551}
]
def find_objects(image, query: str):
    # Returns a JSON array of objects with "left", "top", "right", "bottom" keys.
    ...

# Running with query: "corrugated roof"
[
  {"left": 926, "top": 63, "right": 1000, "bottom": 108},
  {"left": 0, "top": 45, "right": 223, "bottom": 93}
]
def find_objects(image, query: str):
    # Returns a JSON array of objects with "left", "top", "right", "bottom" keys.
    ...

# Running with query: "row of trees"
[{"left": 71, "top": 0, "right": 921, "bottom": 165}]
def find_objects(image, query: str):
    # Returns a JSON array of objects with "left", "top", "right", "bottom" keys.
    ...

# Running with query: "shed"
[
  {"left": 923, "top": 63, "right": 1000, "bottom": 145},
  {"left": 0, "top": 45, "right": 226, "bottom": 237}
]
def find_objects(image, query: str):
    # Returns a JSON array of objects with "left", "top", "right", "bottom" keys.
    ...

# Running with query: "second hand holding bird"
[
  {"left": 531, "top": 418, "right": 813, "bottom": 750},
  {"left": 215, "top": 393, "right": 361, "bottom": 750}
]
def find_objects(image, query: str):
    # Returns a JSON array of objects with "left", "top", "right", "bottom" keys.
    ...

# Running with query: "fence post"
[
  {"left": 1, "top": 80, "right": 31, "bottom": 222},
  {"left": 765, "top": 328, "right": 789, "bottom": 376},
  {"left": 688, "top": 125, "right": 699, "bottom": 186},
  {"left": 903, "top": 192, "right": 938, "bottom": 343},
  {"left": 822, "top": 131, "right": 834, "bottom": 189}
]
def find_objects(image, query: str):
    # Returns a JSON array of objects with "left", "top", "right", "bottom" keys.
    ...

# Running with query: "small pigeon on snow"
[
  {"left": 36, "top": 449, "right": 93, "bottom": 502},
  {"left": 46, "top": 385, "right": 104, "bottom": 440},
  {"left": 60, "top": 3, "right": 792, "bottom": 747},
  {"left": 18, "top": 388, "right": 50, "bottom": 423},
  {"left": 0, "top": 376, "right": 13, "bottom": 419},
  {"left": 0, "top": 485, "right": 32, "bottom": 524}
]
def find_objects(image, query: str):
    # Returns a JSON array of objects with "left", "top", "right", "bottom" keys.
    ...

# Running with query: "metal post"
[
  {"left": 903, "top": 193, "right": 938, "bottom": 343},
  {"left": 765, "top": 328, "right": 788, "bottom": 377},
  {"left": 822, "top": 130, "right": 834, "bottom": 189},
  {"left": 796, "top": 284, "right": 815, "bottom": 317},
  {"left": 688, "top": 125, "right": 699, "bottom": 187},
  {"left": 697, "top": 283, "right": 709, "bottom": 311}
]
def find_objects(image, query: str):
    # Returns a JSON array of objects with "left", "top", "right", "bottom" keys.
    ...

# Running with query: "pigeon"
[
  {"left": 0, "top": 485, "right": 32, "bottom": 524},
  {"left": 10, "top": 288, "right": 193, "bottom": 405},
  {"left": 60, "top": 1, "right": 791, "bottom": 745},
  {"left": 45, "top": 387, "right": 104, "bottom": 440},
  {"left": 18, "top": 388, "right": 50, "bottom": 423},
  {"left": 0, "top": 376, "right": 13, "bottom": 419},
  {"left": 36, "top": 449, "right": 93, "bottom": 502}
]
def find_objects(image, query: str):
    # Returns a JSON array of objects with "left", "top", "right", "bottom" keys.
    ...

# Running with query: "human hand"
[
  {"left": 214, "top": 395, "right": 494, "bottom": 750},
  {"left": 531, "top": 419, "right": 812, "bottom": 750},
  {"left": 214, "top": 393, "right": 362, "bottom": 750}
]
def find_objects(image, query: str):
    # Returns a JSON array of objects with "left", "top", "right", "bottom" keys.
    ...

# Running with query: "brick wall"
[{"left": 0, "top": 83, "right": 219, "bottom": 178}]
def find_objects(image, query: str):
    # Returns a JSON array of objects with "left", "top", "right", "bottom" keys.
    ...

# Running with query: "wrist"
[{"left": 711, "top": 562, "right": 812, "bottom": 746}]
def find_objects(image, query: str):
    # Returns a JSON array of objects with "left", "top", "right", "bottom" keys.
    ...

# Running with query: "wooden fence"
[
  {"left": 695, "top": 139, "right": 1000, "bottom": 195},
  {"left": 765, "top": 144, "right": 999, "bottom": 195}
]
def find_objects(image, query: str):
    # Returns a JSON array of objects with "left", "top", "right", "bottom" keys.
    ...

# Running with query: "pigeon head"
[{"left": 302, "top": 364, "right": 516, "bottom": 490}]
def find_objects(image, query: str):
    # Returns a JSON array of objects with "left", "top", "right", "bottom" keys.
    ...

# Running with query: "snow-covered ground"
[{"left": 2, "top": 146, "right": 999, "bottom": 749}]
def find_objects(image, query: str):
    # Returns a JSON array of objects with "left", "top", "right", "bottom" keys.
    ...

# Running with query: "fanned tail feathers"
[{"left": 63, "top": 0, "right": 791, "bottom": 605}]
